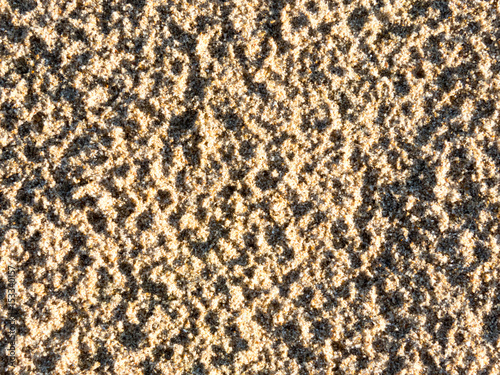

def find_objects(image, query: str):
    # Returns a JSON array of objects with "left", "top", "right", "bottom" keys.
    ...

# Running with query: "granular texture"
[{"left": 1, "top": 0, "right": 500, "bottom": 374}]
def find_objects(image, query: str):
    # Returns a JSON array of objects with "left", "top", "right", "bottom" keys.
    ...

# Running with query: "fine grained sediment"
[{"left": 1, "top": 0, "right": 500, "bottom": 374}]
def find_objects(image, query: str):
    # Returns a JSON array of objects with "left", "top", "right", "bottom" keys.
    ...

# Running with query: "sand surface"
[{"left": 1, "top": 0, "right": 500, "bottom": 374}]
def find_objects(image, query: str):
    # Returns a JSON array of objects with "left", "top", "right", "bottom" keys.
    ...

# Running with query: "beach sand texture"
[{"left": 1, "top": 0, "right": 500, "bottom": 374}]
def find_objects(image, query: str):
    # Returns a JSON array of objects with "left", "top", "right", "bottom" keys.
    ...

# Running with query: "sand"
[{"left": 1, "top": 0, "right": 500, "bottom": 374}]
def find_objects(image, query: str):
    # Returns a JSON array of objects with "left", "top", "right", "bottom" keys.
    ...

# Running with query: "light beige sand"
[{"left": 1, "top": 0, "right": 500, "bottom": 374}]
